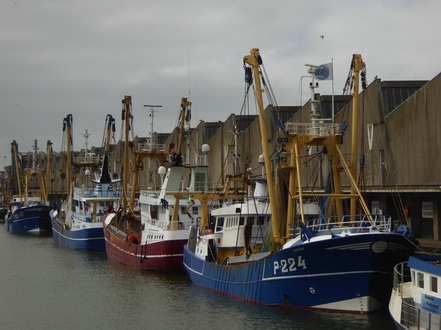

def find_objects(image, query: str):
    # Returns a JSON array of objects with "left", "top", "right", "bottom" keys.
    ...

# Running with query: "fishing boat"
[
  {"left": 103, "top": 96, "right": 206, "bottom": 271},
  {"left": 183, "top": 49, "right": 418, "bottom": 313},
  {"left": 50, "top": 114, "right": 121, "bottom": 251},
  {"left": 389, "top": 255, "right": 441, "bottom": 329},
  {"left": 5, "top": 140, "right": 52, "bottom": 234}
]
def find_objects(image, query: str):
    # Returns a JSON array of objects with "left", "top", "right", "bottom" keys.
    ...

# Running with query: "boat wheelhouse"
[{"left": 390, "top": 255, "right": 441, "bottom": 329}]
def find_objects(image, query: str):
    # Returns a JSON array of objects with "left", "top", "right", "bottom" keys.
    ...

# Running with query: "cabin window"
[
  {"left": 418, "top": 272, "right": 424, "bottom": 289},
  {"left": 257, "top": 216, "right": 265, "bottom": 225},
  {"left": 412, "top": 271, "right": 415, "bottom": 285},
  {"left": 248, "top": 217, "right": 255, "bottom": 225},
  {"left": 431, "top": 276, "right": 438, "bottom": 293},
  {"left": 239, "top": 217, "right": 245, "bottom": 225},
  {"left": 180, "top": 207, "right": 186, "bottom": 214},
  {"left": 192, "top": 206, "right": 198, "bottom": 215},
  {"left": 216, "top": 217, "right": 224, "bottom": 232}
]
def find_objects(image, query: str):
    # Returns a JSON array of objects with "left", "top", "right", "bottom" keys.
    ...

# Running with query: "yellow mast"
[
  {"left": 122, "top": 95, "right": 132, "bottom": 216},
  {"left": 349, "top": 54, "right": 366, "bottom": 218},
  {"left": 63, "top": 114, "right": 73, "bottom": 209},
  {"left": 44, "top": 140, "right": 52, "bottom": 202},
  {"left": 170, "top": 97, "right": 192, "bottom": 230},
  {"left": 23, "top": 141, "right": 47, "bottom": 205},
  {"left": 177, "top": 97, "right": 191, "bottom": 154},
  {"left": 11, "top": 141, "right": 22, "bottom": 203},
  {"left": 243, "top": 48, "right": 282, "bottom": 245}
]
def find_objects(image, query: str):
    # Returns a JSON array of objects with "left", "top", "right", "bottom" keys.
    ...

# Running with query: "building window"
[
  {"left": 418, "top": 272, "right": 424, "bottom": 289},
  {"left": 431, "top": 276, "right": 438, "bottom": 293}
]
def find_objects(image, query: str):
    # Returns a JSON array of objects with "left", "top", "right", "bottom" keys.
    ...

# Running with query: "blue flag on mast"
[{"left": 313, "top": 63, "right": 333, "bottom": 81}]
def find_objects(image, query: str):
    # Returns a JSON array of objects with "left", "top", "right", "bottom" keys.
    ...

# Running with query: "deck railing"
[
  {"left": 137, "top": 142, "right": 166, "bottom": 152},
  {"left": 284, "top": 122, "right": 341, "bottom": 136},
  {"left": 73, "top": 155, "right": 101, "bottom": 164},
  {"left": 74, "top": 186, "right": 122, "bottom": 199},
  {"left": 303, "top": 214, "right": 392, "bottom": 235}
]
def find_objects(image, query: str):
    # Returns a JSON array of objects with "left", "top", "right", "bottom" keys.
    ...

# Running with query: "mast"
[
  {"left": 45, "top": 140, "right": 52, "bottom": 202},
  {"left": 24, "top": 140, "right": 38, "bottom": 204},
  {"left": 81, "top": 129, "right": 91, "bottom": 161},
  {"left": 243, "top": 48, "right": 282, "bottom": 244},
  {"left": 349, "top": 54, "right": 366, "bottom": 217},
  {"left": 122, "top": 95, "right": 132, "bottom": 216},
  {"left": 104, "top": 114, "right": 115, "bottom": 154},
  {"left": 143, "top": 104, "right": 162, "bottom": 150},
  {"left": 11, "top": 141, "right": 22, "bottom": 202},
  {"left": 63, "top": 114, "right": 73, "bottom": 208},
  {"left": 177, "top": 97, "right": 191, "bottom": 155},
  {"left": 170, "top": 97, "right": 191, "bottom": 230}
]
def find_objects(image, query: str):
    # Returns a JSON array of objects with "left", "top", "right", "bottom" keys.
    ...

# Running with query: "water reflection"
[{"left": 0, "top": 228, "right": 395, "bottom": 329}]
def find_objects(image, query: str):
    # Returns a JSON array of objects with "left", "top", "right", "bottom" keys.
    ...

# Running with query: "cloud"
[{"left": 1, "top": 0, "right": 440, "bottom": 164}]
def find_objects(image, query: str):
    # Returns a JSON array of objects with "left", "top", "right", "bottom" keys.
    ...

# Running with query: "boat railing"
[
  {"left": 73, "top": 155, "right": 101, "bottom": 164},
  {"left": 146, "top": 218, "right": 195, "bottom": 230},
  {"left": 392, "top": 261, "right": 411, "bottom": 293},
  {"left": 400, "top": 299, "right": 441, "bottom": 329},
  {"left": 303, "top": 214, "right": 392, "bottom": 235},
  {"left": 284, "top": 122, "right": 341, "bottom": 136},
  {"left": 23, "top": 167, "right": 45, "bottom": 173},
  {"left": 137, "top": 142, "right": 166, "bottom": 152},
  {"left": 75, "top": 187, "right": 122, "bottom": 199},
  {"left": 192, "top": 155, "right": 209, "bottom": 167},
  {"left": 140, "top": 189, "right": 161, "bottom": 198},
  {"left": 72, "top": 212, "right": 102, "bottom": 223}
]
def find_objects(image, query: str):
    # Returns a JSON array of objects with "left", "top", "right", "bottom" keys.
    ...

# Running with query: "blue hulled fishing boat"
[
  {"left": 183, "top": 49, "right": 418, "bottom": 313},
  {"left": 5, "top": 140, "right": 52, "bottom": 234},
  {"left": 51, "top": 115, "right": 120, "bottom": 251}
]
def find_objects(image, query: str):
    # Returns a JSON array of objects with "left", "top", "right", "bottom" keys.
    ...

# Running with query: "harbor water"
[{"left": 0, "top": 228, "right": 395, "bottom": 329}]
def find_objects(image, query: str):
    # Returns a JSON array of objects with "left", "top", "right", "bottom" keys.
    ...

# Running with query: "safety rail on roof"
[
  {"left": 284, "top": 122, "right": 341, "bottom": 136},
  {"left": 137, "top": 142, "right": 166, "bottom": 152},
  {"left": 23, "top": 167, "right": 45, "bottom": 173},
  {"left": 74, "top": 186, "right": 122, "bottom": 199},
  {"left": 73, "top": 155, "right": 101, "bottom": 164}
]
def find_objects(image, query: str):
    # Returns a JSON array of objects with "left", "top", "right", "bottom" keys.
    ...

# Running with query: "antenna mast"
[
  {"left": 143, "top": 105, "right": 162, "bottom": 149},
  {"left": 80, "top": 129, "right": 91, "bottom": 161}
]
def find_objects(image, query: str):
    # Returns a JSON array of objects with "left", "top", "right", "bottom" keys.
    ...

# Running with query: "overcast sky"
[{"left": 1, "top": 0, "right": 439, "bottom": 166}]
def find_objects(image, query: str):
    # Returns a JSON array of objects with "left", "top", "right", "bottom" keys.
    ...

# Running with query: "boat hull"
[
  {"left": 50, "top": 215, "right": 105, "bottom": 252},
  {"left": 184, "top": 233, "right": 417, "bottom": 313},
  {"left": 103, "top": 223, "right": 186, "bottom": 271},
  {"left": 4, "top": 205, "right": 52, "bottom": 234}
]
